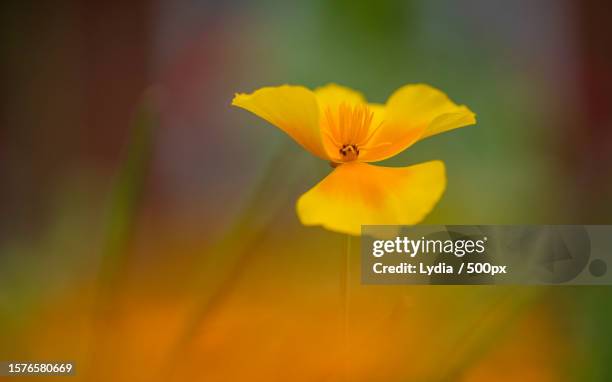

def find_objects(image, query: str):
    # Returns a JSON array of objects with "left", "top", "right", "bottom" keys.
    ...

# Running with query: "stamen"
[
  {"left": 321, "top": 102, "right": 380, "bottom": 162},
  {"left": 339, "top": 144, "right": 359, "bottom": 161},
  {"left": 322, "top": 129, "right": 341, "bottom": 147},
  {"left": 360, "top": 108, "right": 374, "bottom": 142},
  {"left": 339, "top": 103, "right": 348, "bottom": 143},
  {"left": 358, "top": 120, "right": 385, "bottom": 146},
  {"left": 324, "top": 107, "right": 340, "bottom": 140}
]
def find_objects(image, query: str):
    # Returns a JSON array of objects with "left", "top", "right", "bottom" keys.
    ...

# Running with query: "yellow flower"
[{"left": 232, "top": 84, "right": 476, "bottom": 235}]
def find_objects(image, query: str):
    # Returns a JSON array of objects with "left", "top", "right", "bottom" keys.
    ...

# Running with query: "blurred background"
[{"left": 1, "top": 0, "right": 611, "bottom": 381}]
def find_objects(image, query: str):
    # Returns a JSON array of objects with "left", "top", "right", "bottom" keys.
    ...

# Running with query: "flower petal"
[
  {"left": 314, "top": 83, "right": 366, "bottom": 111},
  {"left": 232, "top": 85, "right": 328, "bottom": 159},
  {"left": 296, "top": 161, "right": 446, "bottom": 235},
  {"left": 360, "top": 84, "right": 476, "bottom": 162}
]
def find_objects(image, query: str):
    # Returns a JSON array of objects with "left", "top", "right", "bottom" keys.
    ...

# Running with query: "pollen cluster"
[{"left": 339, "top": 144, "right": 359, "bottom": 160}]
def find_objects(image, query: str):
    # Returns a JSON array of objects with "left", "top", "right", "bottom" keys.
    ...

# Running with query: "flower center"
[
  {"left": 323, "top": 103, "right": 377, "bottom": 162},
  {"left": 339, "top": 144, "right": 359, "bottom": 160}
]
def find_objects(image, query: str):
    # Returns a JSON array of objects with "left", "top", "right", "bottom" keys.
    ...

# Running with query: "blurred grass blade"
[
  {"left": 98, "top": 89, "right": 157, "bottom": 289},
  {"left": 159, "top": 143, "right": 311, "bottom": 380},
  {"left": 431, "top": 287, "right": 545, "bottom": 382},
  {"left": 83, "top": 90, "right": 157, "bottom": 380}
]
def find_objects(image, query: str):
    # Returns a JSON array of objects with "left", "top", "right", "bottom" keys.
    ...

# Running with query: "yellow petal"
[
  {"left": 313, "top": 83, "right": 366, "bottom": 111},
  {"left": 361, "top": 84, "right": 476, "bottom": 162},
  {"left": 368, "top": 103, "right": 386, "bottom": 126},
  {"left": 232, "top": 85, "right": 328, "bottom": 159},
  {"left": 296, "top": 161, "right": 446, "bottom": 235}
]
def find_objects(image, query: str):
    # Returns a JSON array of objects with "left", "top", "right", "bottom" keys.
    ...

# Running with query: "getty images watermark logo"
[
  {"left": 361, "top": 225, "right": 611, "bottom": 285},
  {"left": 371, "top": 236, "right": 487, "bottom": 258}
]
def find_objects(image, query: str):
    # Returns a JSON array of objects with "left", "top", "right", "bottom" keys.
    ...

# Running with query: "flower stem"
[{"left": 341, "top": 234, "right": 351, "bottom": 380}]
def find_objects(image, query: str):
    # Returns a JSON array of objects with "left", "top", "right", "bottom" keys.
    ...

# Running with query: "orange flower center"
[
  {"left": 323, "top": 103, "right": 380, "bottom": 162},
  {"left": 339, "top": 144, "right": 359, "bottom": 160}
]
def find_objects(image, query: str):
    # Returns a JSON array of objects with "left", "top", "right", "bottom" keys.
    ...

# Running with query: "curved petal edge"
[
  {"left": 296, "top": 161, "right": 447, "bottom": 236},
  {"left": 232, "top": 85, "right": 328, "bottom": 159}
]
